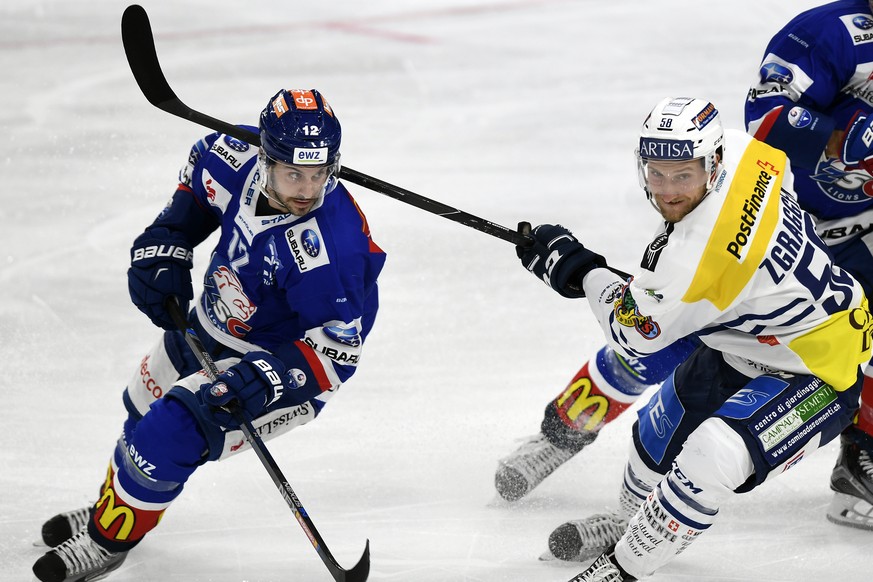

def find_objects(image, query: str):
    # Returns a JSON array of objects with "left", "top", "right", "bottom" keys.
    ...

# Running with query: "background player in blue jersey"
[
  {"left": 744, "top": 0, "right": 873, "bottom": 531},
  {"left": 32, "top": 88, "right": 386, "bottom": 582},
  {"left": 495, "top": 0, "right": 873, "bottom": 547}
]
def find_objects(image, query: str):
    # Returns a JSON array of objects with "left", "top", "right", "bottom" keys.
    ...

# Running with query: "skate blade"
[{"left": 826, "top": 492, "right": 873, "bottom": 531}]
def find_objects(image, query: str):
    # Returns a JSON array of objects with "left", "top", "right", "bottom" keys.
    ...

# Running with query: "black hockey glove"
[
  {"left": 197, "top": 351, "right": 288, "bottom": 429},
  {"left": 516, "top": 222, "right": 606, "bottom": 298},
  {"left": 128, "top": 227, "right": 194, "bottom": 330}
]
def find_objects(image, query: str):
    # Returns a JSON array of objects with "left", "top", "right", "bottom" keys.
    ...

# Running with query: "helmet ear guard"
[{"left": 635, "top": 97, "right": 725, "bottom": 201}]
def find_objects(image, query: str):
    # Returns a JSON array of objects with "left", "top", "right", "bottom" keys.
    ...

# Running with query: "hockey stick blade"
[
  {"left": 121, "top": 4, "right": 630, "bottom": 279},
  {"left": 121, "top": 4, "right": 261, "bottom": 146},
  {"left": 165, "top": 298, "right": 370, "bottom": 582}
]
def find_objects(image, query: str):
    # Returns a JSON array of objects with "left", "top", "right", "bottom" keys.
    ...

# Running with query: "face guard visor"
[{"left": 256, "top": 150, "right": 340, "bottom": 216}]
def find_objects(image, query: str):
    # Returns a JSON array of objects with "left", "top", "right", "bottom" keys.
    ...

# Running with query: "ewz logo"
[{"left": 293, "top": 147, "right": 328, "bottom": 165}]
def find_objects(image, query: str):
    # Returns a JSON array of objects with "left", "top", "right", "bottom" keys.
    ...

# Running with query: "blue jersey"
[
  {"left": 146, "top": 128, "right": 385, "bottom": 413},
  {"left": 746, "top": 0, "right": 873, "bottom": 242}
]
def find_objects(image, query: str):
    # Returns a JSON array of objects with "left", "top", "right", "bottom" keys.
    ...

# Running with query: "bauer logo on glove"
[
  {"left": 197, "top": 351, "right": 291, "bottom": 429},
  {"left": 127, "top": 227, "right": 195, "bottom": 331},
  {"left": 131, "top": 244, "right": 194, "bottom": 263}
]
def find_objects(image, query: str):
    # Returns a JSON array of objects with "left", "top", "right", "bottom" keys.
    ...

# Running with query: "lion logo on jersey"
[
  {"left": 809, "top": 157, "right": 873, "bottom": 203},
  {"left": 209, "top": 265, "right": 257, "bottom": 337}
]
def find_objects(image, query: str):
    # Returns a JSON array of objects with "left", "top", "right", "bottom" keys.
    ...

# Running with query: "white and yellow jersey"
[{"left": 584, "top": 130, "right": 872, "bottom": 391}]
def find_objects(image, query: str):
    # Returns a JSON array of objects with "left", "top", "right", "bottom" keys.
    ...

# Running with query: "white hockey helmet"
[{"left": 635, "top": 97, "right": 724, "bottom": 204}]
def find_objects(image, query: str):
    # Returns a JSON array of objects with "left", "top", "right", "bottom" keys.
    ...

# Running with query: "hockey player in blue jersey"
[
  {"left": 496, "top": 0, "right": 873, "bottom": 540},
  {"left": 32, "top": 88, "right": 386, "bottom": 582},
  {"left": 518, "top": 96, "right": 870, "bottom": 581},
  {"left": 745, "top": 0, "right": 873, "bottom": 531}
]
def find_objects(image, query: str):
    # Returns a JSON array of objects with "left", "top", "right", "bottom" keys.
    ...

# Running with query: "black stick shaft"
[
  {"left": 121, "top": 3, "right": 630, "bottom": 274},
  {"left": 165, "top": 298, "right": 369, "bottom": 582}
]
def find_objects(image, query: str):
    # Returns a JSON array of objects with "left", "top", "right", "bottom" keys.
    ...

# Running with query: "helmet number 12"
[{"left": 302, "top": 125, "right": 321, "bottom": 136}]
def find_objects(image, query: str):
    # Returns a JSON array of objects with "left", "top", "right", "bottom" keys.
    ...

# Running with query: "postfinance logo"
[{"left": 683, "top": 140, "right": 785, "bottom": 309}]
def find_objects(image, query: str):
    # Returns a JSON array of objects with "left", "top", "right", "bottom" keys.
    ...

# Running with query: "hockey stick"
[
  {"left": 165, "top": 298, "right": 370, "bottom": 582},
  {"left": 121, "top": 4, "right": 529, "bottom": 247},
  {"left": 120, "top": 4, "right": 631, "bottom": 278}
]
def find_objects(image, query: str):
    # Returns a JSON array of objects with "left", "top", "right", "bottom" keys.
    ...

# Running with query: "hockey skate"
[
  {"left": 827, "top": 426, "right": 873, "bottom": 530},
  {"left": 495, "top": 433, "right": 588, "bottom": 501},
  {"left": 566, "top": 551, "right": 634, "bottom": 582},
  {"left": 32, "top": 529, "right": 128, "bottom": 582},
  {"left": 547, "top": 513, "right": 627, "bottom": 562},
  {"left": 40, "top": 507, "right": 93, "bottom": 547}
]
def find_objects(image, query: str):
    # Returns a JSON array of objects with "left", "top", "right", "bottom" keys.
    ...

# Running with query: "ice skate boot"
[
  {"left": 495, "top": 431, "right": 595, "bottom": 501},
  {"left": 547, "top": 513, "right": 627, "bottom": 562},
  {"left": 827, "top": 426, "right": 873, "bottom": 530},
  {"left": 41, "top": 506, "right": 93, "bottom": 547},
  {"left": 567, "top": 551, "right": 635, "bottom": 582},
  {"left": 495, "top": 434, "right": 577, "bottom": 501},
  {"left": 32, "top": 528, "right": 128, "bottom": 582}
]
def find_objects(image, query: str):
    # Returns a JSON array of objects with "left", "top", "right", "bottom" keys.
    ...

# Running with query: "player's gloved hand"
[
  {"left": 516, "top": 222, "right": 606, "bottom": 298},
  {"left": 197, "top": 351, "right": 288, "bottom": 429},
  {"left": 127, "top": 227, "right": 194, "bottom": 330},
  {"left": 840, "top": 112, "right": 873, "bottom": 174}
]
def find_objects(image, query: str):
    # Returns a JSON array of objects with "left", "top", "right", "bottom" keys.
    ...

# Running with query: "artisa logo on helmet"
[{"left": 639, "top": 138, "right": 694, "bottom": 160}]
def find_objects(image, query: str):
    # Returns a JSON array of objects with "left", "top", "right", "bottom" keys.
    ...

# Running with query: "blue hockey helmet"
[
  {"left": 257, "top": 89, "right": 342, "bottom": 215},
  {"left": 259, "top": 88, "right": 342, "bottom": 167}
]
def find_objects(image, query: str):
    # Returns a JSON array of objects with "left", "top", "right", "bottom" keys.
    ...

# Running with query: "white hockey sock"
[
  {"left": 617, "top": 439, "right": 668, "bottom": 522},
  {"left": 618, "top": 463, "right": 655, "bottom": 523},
  {"left": 614, "top": 418, "right": 754, "bottom": 578}
]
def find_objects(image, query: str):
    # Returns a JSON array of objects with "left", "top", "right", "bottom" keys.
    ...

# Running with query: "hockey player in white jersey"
[
  {"left": 496, "top": 3, "right": 873, "bottom": 527},
  {"left": 516, "top": 97, "right": 871, "bottom": 581}
]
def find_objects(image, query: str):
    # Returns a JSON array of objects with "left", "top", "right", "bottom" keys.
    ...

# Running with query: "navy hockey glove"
[
  {"left": 128, "top": 227, "right": 194, "bottom": 330},
  {"left": 198, "top": 351, "right": 288, "bottom": 429},
  {"left": 841, "top": 112, "right": 873, "bottom": 174},
  {"left": 517, "top": 222, "right": 606, "bottom": 298}
]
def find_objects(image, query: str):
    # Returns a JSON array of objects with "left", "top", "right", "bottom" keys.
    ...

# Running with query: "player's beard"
[{"left": 655, "top": 192, "right": 707, "bottom": 223}]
